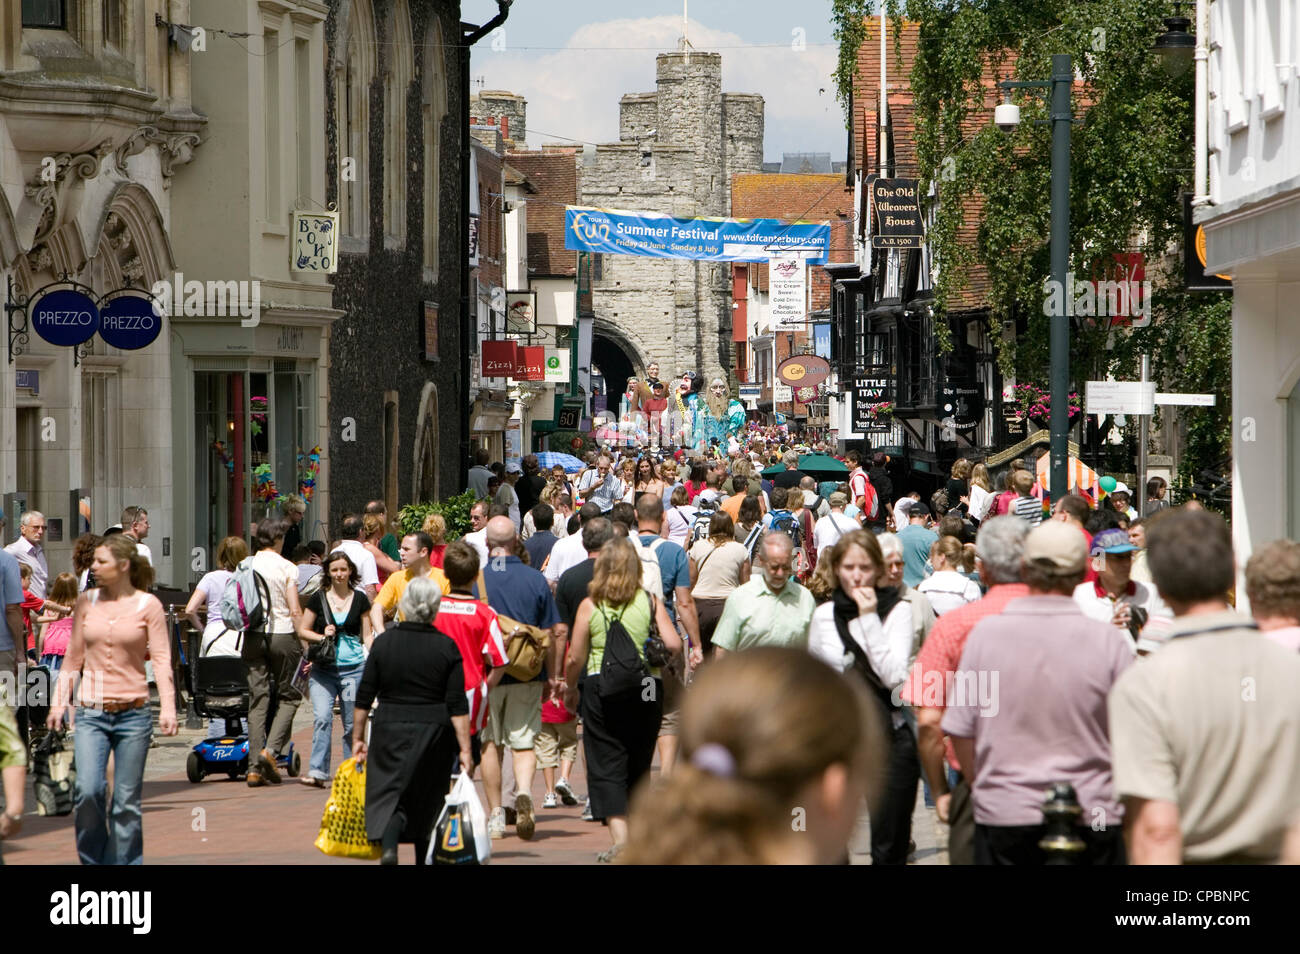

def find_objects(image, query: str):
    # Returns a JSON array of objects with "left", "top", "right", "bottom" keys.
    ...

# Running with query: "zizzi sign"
[{"left": 30, "top": 290, "right": 99, "bottom": 347}]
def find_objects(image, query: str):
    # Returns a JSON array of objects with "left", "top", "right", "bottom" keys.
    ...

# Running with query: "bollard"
[{"left": 1039, "top": 782, "right": 1086, "bottom": 864}]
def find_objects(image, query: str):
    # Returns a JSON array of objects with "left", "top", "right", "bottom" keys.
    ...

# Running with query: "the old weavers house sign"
[{"left": 872, "top": 178, "right": 923, "bottom": 249}]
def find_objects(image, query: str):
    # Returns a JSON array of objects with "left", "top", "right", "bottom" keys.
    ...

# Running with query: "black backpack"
[{"left": 597, "top": 603, "right": 650, "bottom": 699}]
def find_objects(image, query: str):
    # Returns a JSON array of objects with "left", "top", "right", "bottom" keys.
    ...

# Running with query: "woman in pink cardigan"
[{"left": 49, "top": 534, "right": 176, "bottom": 865}]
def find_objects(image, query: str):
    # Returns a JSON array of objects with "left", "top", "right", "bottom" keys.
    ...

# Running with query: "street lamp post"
[{"left": 997, "top": 54, "right": 1073, "bottom": 502}]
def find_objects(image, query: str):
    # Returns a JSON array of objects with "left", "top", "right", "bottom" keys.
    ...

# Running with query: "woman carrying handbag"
[{"left": 297, "top": 551, "right": 372, "bottom": 787}]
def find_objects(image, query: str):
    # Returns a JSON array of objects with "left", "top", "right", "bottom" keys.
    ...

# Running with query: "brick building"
[{"left": 731, "top": 172, "right": 855, "bottom": 433}]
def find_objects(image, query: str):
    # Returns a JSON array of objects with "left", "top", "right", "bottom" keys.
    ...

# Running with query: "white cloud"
[{"left": 471, "top": 15, "right": 842, "bottom": 162}]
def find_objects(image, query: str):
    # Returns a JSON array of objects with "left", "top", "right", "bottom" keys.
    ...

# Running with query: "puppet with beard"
[
  {"left": 693, "top": 377, "right": 747, "bottom": 453},
  {"left": 667, "top": 371, "right": 702, "bottom": 450}
]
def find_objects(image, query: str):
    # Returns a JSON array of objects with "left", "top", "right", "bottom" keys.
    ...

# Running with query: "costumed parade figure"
[
  {"left": 642, "top": 362, "right": 670, "bottom": 450},
  {"left": 669, "top": 371, "right": 703, "bottom": 450},
  {"left": 619, "top": 376, "right": 651, "bottom": 448},
  {"left": 691, "top": 377, "right": 747, "bottom": 454}
]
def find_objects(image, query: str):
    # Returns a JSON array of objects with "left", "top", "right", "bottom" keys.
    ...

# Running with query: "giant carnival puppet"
[
  {"left": 664, "top": 370, "right": 745, "bottom": 453},
  {"left": 693, "top": 375, "right": 747, "bottom": 453}
]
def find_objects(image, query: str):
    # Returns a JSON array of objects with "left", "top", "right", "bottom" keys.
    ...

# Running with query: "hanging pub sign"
[
  {"left": 871, "top": 178, "right": 923, "bottom": 249},
  {"left": 29, "top": 287, "right": 99, "bottom": 347},
  {"left": 291, "top": 210, "right": 339, "bottom": 274},
  {"left": 938, "top": 383, "right": 985, "bottom": 432},
  {"left": 98, "top": 291, "right": 164, "bottom": 351},
  {"left": 481, "top": 340, "right": 517, "bottom": 377},
  {"left": 505, "top": 290, "right": 537, "bottom": 334}
]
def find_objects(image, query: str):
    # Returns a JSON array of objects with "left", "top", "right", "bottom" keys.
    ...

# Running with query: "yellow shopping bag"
[{"left": 314, "top": 757, "right": 382, "bottom": 860}]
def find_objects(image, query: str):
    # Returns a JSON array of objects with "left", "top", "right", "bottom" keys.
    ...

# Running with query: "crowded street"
[{"left": 0, "top": 0, "right": 1295, "bottom": 932}]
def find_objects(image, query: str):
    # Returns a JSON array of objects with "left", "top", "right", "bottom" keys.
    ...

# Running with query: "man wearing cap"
[
  {"left": 1073, "top": 528, "right": 1172, "bottom": 654},
  {"left": 896, "top": 502, "right": 938, "bottom": 588},
  {"left": 812, "top": 492, "right": 855, "bottom": 562},
  {"left": 942, "top": 521, "right": 1134, "bottom": 865}
]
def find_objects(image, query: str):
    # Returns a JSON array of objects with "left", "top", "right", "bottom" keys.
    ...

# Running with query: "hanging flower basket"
[{"left": 1010, "top": 384, "right": 1081, "bottom": 427}]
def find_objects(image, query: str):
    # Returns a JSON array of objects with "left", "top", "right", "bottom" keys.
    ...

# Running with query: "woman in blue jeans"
[
  {"left": 297, "top": 551, "right": 372, "bottom": 786},
  {"left": 48, "top": 534, "right": 178, "bottom": 865}
]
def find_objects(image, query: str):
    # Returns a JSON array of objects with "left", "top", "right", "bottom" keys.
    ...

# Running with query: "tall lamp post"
[{"left": 996, "top": 54, "right": 1074, "bottom": 502}]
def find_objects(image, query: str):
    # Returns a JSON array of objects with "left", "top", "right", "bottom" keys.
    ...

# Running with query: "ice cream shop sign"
[{"left": 7, "top": 277, "right": 163, "bottom": 363}]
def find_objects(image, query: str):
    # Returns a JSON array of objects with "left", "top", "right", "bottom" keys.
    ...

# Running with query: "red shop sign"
[
  {"left": 516, "top": 346, "right": 545, "bottom": 381},
  {"left": 482, "top": 340, "right": 517, "bottom": 377}
]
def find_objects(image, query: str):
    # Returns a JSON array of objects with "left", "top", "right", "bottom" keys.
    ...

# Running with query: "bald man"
[
  {"left": 477, "top": 516, "right": 562, "bottom": 842},
  {"left": 711, "top": 533, "right": 816, "bottom": 655}
]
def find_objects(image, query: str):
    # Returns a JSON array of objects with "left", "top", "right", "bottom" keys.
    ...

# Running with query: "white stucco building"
[{"left": 1199, "top": 0, "right": 1300, "bottom": 600}]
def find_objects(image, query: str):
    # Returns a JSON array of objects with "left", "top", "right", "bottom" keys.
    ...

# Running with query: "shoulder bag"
[{"left": 477, "top": 569, "right": 552, "bottom": 681}]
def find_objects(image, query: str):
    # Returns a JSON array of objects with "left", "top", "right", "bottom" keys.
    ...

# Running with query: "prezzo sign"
[
  {"left": 30, "top": 289, "right": 99, "bottom": 347},
  {"left": 98, "top": 293, "right": 164, "bottom": 350}
]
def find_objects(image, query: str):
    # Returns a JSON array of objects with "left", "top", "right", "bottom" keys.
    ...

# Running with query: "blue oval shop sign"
[
  {"left": 30, "top": 289, "right": 99, "bottom": 347},
  {"left": 99, "top": 293, "right": 163, "bottom": 350}
]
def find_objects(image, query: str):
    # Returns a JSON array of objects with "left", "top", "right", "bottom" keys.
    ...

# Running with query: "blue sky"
[{"left": 463, "top": 0, "right": 845, "bottom": 163}]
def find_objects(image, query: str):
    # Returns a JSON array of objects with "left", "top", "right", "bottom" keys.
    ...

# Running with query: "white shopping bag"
[{"left": 426, "top": 772, "right": 491, "bottom": 865}]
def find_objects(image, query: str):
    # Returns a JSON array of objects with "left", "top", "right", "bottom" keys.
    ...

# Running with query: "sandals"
[
  {"left": 596, "top": 843, "right": 624, "bottom": 864},
  {"left": 300, "top": 776, "right": 327, "bottom": 788}
]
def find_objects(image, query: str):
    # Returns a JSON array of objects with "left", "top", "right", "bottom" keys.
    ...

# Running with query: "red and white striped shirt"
[{"left": 435, "top": 594, "right": 509, "bottom": 732}]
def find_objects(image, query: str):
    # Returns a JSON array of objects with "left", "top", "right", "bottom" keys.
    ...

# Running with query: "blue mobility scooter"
[{"left": 187, "top": 656, "right": 300, "bottom": 782}]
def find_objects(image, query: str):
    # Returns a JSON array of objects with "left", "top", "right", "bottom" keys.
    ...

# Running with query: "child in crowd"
[
  {"left": 35, "top": 573, "right": 79, "bottom": 677},
  {"left": 17, "top": 564, "right": 70, "bottom": 660},
  {"left": 1011, "top": 469, "right": 1043, "bottom": 527}
]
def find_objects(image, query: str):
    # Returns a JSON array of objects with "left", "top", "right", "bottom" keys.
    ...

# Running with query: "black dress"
[{"left": 356, "top": 622, "right": 467, "bottom": 843}]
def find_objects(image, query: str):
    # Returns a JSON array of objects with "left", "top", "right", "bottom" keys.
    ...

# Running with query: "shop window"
[
  {"left": 193, "top": 363, "right": 315, "bottom": 579},
  {"left": 22, "top": 0, "right": 65, "bottom": 29}
]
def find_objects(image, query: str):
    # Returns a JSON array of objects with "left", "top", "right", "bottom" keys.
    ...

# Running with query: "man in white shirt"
[
  {"left": 575, "top": 456, "right": 624, "bottom": 513},
  {"left": 461, "top": 499, "right": 491, "bottom": 570},
  {"left": 121, "top": 506, "right": 153, "bottom": 567},
  {"left": 812, "top": 492, "right": 855, "bottom": 563},
  {"left": 5, "top": 510, "right": 48, "bottom": 599},
  {"left": 334, "top": 514, "right": 380, "bottom": 599},
  {"left": 1072, "top": 528, "right": 1170, "bottom": 654},
  {"left": 543, "top": 503, "right": 601, "bottom": 591}
]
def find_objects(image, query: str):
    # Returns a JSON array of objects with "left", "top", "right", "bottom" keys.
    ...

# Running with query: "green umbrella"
[{"left": 761, "top": 453, "right": 849, "bottom": 481}]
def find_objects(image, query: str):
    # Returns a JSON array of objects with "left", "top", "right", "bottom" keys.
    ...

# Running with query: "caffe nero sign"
[{"left": 28, "top": 286, "right": 163, "bottom": 352}]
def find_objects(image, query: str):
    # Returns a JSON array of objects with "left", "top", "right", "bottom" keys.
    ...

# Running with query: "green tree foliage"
[
  {"left": 832, "top": 0, "right": 1231, "bottom": 501},
  {"left": 398, "top": 491, "right": 477, "bottom": 541}
]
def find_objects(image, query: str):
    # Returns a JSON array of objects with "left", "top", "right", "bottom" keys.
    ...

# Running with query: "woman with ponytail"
[
  {"left": 48, "top": 534, "right": 176, "bottom": 865},
  {"left": 622, "top": 647, "right": 879, "bottom": 864},
  {"left": 805, "top": 530, "right": 921, "bottom": 866}
]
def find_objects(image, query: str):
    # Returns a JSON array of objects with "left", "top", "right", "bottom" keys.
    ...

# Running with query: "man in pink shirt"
[
  {"left": 942, "top": 521, "right": 1134, "bottom": 865},
  {"left": 901, "top": 516, "right": 1030, "bottom": 864}
]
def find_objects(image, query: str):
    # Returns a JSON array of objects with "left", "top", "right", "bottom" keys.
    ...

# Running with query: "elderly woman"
[{"left": 353, "top": 576, "right": 472, "bottom": 865}]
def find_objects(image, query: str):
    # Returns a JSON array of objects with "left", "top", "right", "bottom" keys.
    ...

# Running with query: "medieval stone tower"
[{"left": 581, "top": 49, "right": 764, "bottom": 389}]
